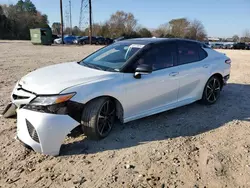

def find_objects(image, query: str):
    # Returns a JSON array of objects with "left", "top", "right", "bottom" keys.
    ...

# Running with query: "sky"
[{"left": 1, "top": 0, "right": 250, "bottom": 37}]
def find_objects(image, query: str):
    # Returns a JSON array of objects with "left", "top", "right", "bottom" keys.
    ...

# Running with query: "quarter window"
[
  {"left": 178, "top": 42, "right": 200, "bottom": 65},
  {"left": 198, "top": 47, "right": 208, "bottom": 60}
]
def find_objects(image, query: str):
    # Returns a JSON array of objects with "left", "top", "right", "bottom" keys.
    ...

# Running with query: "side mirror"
[{"left": 134, "top": 64, "right": 152, "bottom": 79}]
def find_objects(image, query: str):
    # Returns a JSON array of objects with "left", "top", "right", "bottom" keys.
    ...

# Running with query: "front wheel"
[
  {"left": 81, "top": 97, "right": 116, "bottom": 140},
  {"left": 201, "top": 76, "right": 221, "bottom": 105}
]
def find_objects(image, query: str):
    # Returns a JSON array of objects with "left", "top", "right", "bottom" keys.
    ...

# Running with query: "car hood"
[{"left": 19, "top": 62, "right": 113, "bottom": 94}]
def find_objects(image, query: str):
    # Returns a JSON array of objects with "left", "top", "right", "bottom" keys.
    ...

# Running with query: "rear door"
[{"left": 176, "top": 41, "right": 209, "bottom": 102}]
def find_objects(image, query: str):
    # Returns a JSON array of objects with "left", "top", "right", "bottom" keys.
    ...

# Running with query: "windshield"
[{"left": 79, "top": 42, "right": 144, "bottom": 71}]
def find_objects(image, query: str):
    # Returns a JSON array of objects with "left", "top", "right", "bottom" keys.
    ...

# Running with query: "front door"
[{"left": 122, "top": 42, "right": 180, "bottom": 122}]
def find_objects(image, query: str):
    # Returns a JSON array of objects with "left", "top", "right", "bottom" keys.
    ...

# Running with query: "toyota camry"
[{"left": 2, "top": 38, "right": 231, "bottom": 156}]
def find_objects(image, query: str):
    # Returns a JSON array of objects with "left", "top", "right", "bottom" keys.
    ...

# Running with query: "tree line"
[
  {"left": 52, "top": 11, "right": 208, "bottom": 41},
  {"left": 0, "top": 0, "right": 49, "bottom": 40},
  {"left": 0, "top": 1, "right": 249, "bottom": 42},
  {"left": 53, "top": 11, "right": 250, "bottom": 42}
]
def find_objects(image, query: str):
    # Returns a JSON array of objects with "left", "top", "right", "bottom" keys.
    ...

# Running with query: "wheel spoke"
[
  {"left": 212, "top": 92, "right": 216, "bottom": 101},
  {"left": 99, "top": 123, "right": 105, "bottom": 135},
  {"left": 207, "top": 92, "right": 213, "bottom": 100},
  {"left": 106, "top": 101, "right": 110, "bottom": 115},
  {"left": 207, "top": 85, "right": 212, "bottom": 90},
  {"left": 97, "top": 100, "right": 115, "bottom": 136},
  {"left": 213, "top": 79, "right": 216, "bottom": 88},
  {"left": 98, "top": 115, "right": 105, "bottom": 119},
  {"left": 107, "top": 121, "right": 112, "bottom": 128},
  {"left": 215, "top": 87, "right": 220, "bottom": 91},
  {"left": 108, "top": 109, "right": 115, "bottom": 116}
]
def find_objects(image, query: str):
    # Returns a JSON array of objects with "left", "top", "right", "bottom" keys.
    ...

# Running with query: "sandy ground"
[{"left": 0, "top": 41, "right": 250, "bottom": 188}]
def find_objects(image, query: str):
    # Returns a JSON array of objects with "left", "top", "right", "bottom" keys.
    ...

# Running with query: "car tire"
[
  {"left": 81, "top": 97, "right": 116, "bottom": 140},
  {"left": 201, "top": 76, "right": 221, "bottom": 105}
]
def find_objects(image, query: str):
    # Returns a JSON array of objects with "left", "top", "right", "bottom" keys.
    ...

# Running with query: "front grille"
[
  {"left": 12, "top": 94, "right": 30, "bottom": 100},
  {"left": 26, "top": 119, "right": 40, "bottom": 143}
]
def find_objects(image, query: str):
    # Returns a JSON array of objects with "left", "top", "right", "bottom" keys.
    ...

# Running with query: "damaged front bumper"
[
  {"left": 3, "top": 82, "right": 84, "bottom": 155},
  {"left": 17, "top": 108, "right": 80, "bottom": 156}
]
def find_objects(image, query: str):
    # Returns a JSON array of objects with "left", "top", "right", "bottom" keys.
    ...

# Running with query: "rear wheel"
[
  {"left": 81, "top": 97, "right": 116, "bottom": 140},
  {"left": 201, "top": 76, "right": 221, "bottom": 105}
]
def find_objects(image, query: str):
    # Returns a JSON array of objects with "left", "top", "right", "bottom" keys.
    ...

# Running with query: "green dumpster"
[{"left": 30, "top": 28, "right": 52, "bottom": 45}]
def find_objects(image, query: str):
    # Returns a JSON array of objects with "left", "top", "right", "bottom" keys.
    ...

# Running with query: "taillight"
[{"left": 225, "top": 59, "right": 231, "bottom": 64}]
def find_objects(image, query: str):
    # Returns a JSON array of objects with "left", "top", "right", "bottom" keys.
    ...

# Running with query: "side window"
[
  {"left": 135, "top": 43, "right": 177, "bottom": 71},
  {"left": 198, "top": 47, "right": 208, "bottom": 60},
  {"left": 178, "top": 42, "right": 200, "bottom": 65}
]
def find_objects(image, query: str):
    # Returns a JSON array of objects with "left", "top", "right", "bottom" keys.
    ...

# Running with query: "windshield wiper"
[
  {"left": 86, "top": 63, "right": 104, "bottom": 70},
  {"left": 104, "top": 67, "right": 119, "bottom": 72},
  {"left": 80, "top": 62, "right": 104, "bottom": 70}
]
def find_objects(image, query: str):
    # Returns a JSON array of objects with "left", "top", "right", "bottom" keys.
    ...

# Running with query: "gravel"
[{"left": 0, "top": 41, "right": 250, "bottom": 187}]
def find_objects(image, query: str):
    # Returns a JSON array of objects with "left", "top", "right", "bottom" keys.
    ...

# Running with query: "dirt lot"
[{"left": 0, "top": 41, "right": 250, "bottom": 188}]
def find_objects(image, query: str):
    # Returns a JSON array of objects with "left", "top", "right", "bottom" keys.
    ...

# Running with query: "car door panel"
[
  {"left": 177, "top": 41, "right": 209, "bottom": 102},
  {"left": 177, "top": 61, "right": 208, "bottom": 102},
  {"left": 122, "top": 42, "right": 180, "bottom": 121},
  {"left": 122, "top": 66, "right": 180, "bottom": 120}
]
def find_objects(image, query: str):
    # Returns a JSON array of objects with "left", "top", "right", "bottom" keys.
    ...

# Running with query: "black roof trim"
[{"left": 121, "top": 38, "right": 206, "bottom": 46}]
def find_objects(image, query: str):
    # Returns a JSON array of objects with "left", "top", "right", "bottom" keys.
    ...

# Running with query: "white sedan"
[{"left": 2, "top": 38, "right": 231, "bottom": 156}]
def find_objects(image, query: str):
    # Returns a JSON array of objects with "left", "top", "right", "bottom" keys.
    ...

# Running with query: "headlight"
[{"left": 30, "top": 93, "right": 76, "bottom": 106}]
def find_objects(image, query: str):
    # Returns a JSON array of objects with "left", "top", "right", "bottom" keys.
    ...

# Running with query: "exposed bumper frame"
[{"left": 1, "top": 103, "right": 17, "bottom": 118}]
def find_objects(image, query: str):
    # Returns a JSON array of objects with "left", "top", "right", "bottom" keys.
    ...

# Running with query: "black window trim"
[
  {"left": 122, "top": 41, "right": 179, "bottom": 73},
  {"left": 176, "top": 40, "right": 205, "bottom": 66}
]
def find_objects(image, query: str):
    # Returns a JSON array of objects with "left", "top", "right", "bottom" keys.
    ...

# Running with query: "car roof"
[{"left": 121, "top": 38, "right": 204, "bottom": 45}]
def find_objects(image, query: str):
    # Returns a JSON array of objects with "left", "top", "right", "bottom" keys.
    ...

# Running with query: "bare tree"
[
  {"left": 138, "top": 28, "right": 152, "bottom": 37},
  {"left": 232, "top": 35, "right": 240, "bottom": 42},
  {"left": 169, "top": 18, "right": 189, "bottom": 38},
  {"left": 152, "top": 23, "right": 170, "bottom": 37},
  {"left": 107, "top": 11, "right": 137, "bottom": 37},
  {"left": 241, "top": 29, "right": 250, "bottom": 42},
  {"left": 52, "top": 22, "right": 61, "bottom": 35},
  {"left": 186, "top": 19, "right": 207, "bottom": 41}
]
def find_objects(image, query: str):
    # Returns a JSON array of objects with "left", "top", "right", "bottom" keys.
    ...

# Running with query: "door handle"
[
  {"left": 203, "top": 64, "right": 209, "bottom": 68},
  {"left": 169, "top": 72, "right": 179, "bottom": 77}
]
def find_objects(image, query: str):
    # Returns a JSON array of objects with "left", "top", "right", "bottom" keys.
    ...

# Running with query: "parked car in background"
[
  {"left": 54, "top": 37, "right": 62, "bottom": 44},
  {"left": 114, "top": 36, "right": 126, "bottom": 42},
  {"left": 64, "top": 36, "right": 79, "bottom": 44},
  {"left": 233, "top": 42, "right": 246, "bottom": 50},
  {"left": 3, "top": 38, "right": 231, "bottom": 156},
  {"left": 223, "top": 44, "right": 234, "bottom": 49},
  {"left": 211, "top": 43, "right": 224, "bottom": 49},
  {"left": 54, "top": 36, "right": 78, "bottom": 44},
  {"left": 245, "top": 43, "right": 250, "bottom": 50},
  {"left": 51, "top": 34, "right": 59, "bottom": 43},
  {"left": 96, "top": 36, "right": 106, "bottom": 45},
  {"left": 105, "top": 37, "right": 114, "bottom": 45},
  {"left": 73, "top": 36, "right": 97, "bottom": 45}
]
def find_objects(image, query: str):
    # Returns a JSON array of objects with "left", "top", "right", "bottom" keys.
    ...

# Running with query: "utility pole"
[
  {"left": 89, "top": 0, "right": 92, "bottom": 45},
  {"left": 60, "top": 0, "right": 64, "bottom": 44},
  {"left": 69, "top": 0, "right": 72, "bottom": 35}
]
